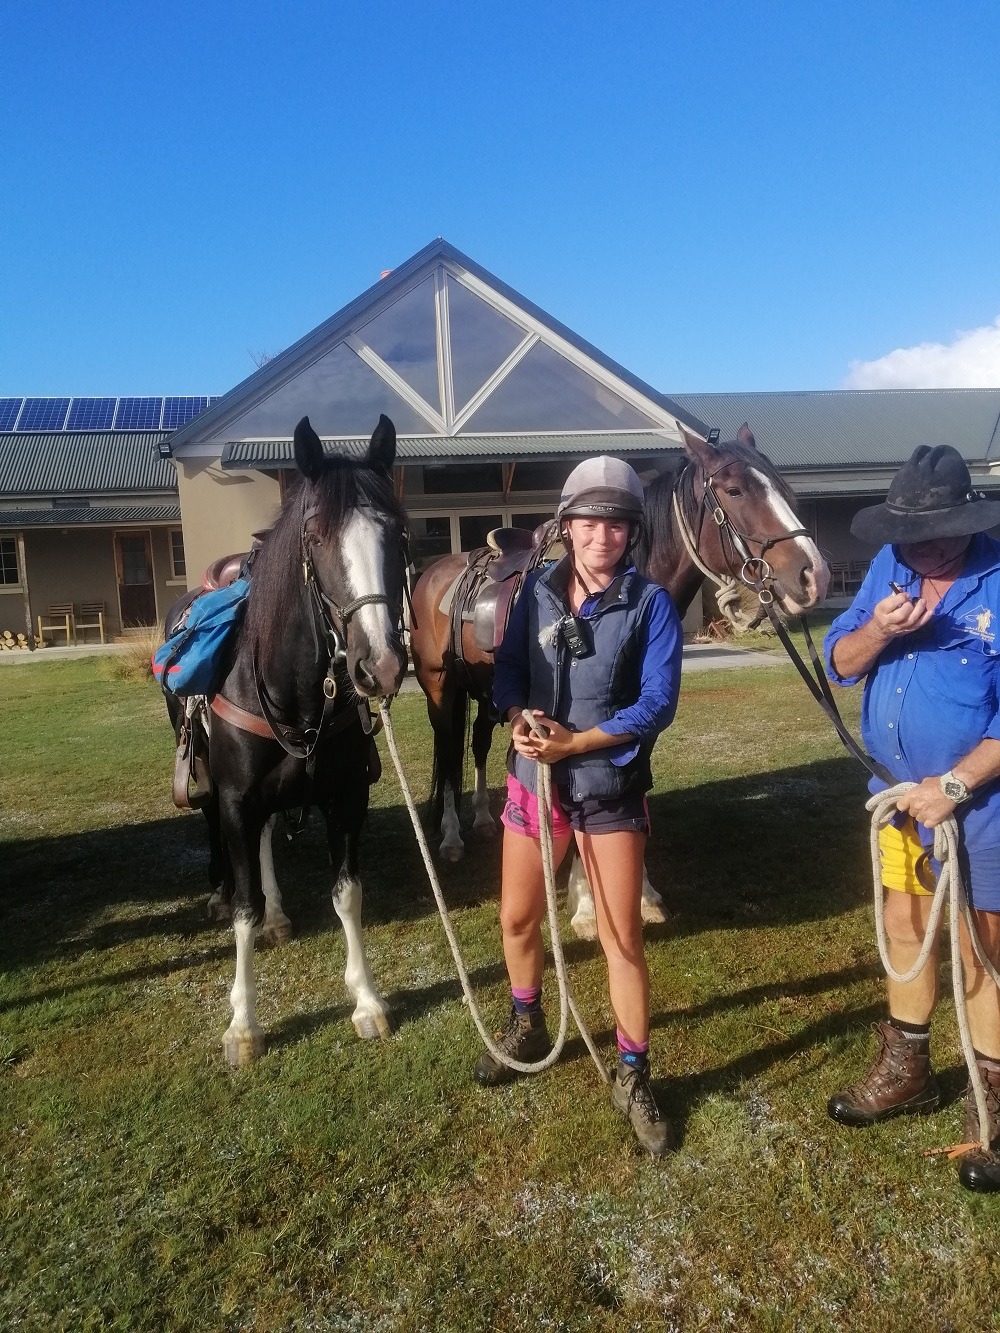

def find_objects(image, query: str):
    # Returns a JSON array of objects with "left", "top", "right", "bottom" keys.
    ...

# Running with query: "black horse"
[{"left": 164, "top": 416, "right": 408, "bottom": 1065}]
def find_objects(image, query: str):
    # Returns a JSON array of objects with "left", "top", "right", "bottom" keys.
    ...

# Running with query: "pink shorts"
[{"left": 501, "top": 775, "right": 650, "bottom": 838}]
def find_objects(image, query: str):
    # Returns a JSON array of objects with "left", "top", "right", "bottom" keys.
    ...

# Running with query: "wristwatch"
[{"left": 939, "top": 770, "right": 972, "bottom": 803}]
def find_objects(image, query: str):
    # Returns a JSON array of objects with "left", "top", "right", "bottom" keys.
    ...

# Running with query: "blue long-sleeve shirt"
[
  {"left": 494, "top": 564, "right": 682, "bottom": 766},
  {"left": 824, "top": 533, "right": 1000, "bottom": 852}
]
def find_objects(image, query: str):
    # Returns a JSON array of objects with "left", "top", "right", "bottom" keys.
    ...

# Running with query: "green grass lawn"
[{"left": 2, "top": 659, "right": 998, "bottom": 1331}]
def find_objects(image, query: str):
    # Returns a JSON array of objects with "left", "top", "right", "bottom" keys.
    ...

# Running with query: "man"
[{"left": 824, "top": 444, "right": 1000, "bottom": 1193}]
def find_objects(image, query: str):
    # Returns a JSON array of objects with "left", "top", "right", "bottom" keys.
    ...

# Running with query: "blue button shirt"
[{"left": 824, "top": 533, "right": 1000, "bottom": 853}]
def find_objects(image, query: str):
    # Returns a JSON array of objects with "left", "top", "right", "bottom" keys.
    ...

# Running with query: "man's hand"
[
  {"left": 896, "top": 776, "right": 958, "bottom": 829},
  {"left": 871, "top": 591, "right": 932, "bottom": 640}
]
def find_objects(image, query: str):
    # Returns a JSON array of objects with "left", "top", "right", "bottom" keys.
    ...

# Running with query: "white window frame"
[
  {"left": 167, "top": 527, "right": 187, "bottom": 584},
  {"left": 0, "top": 533, "right": 22, "bottom": 591}
]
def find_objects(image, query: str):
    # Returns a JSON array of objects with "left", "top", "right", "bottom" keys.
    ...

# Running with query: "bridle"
[{"left": 672, "top": 452, "right": 810, "bottom": 629}]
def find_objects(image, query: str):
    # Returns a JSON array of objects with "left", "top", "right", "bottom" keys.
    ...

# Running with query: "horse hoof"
[
  {"left": 473, "top": 820, "right": 497, "bottom": 840},
  {"left": 439, "top": 843, "right": 465, "bottom": 864},
  {"left": 640, "top": 899, "right": 669, "bottom": 925},
  {"left": 207, "top": 893, "right": 231, "bottom": 923},
  {"left": 258, "top": 921, "right": 293, "bottom": 948},
  {"left": 223, "top": 1028, "right": 265, "bottom": 1066},
  {"left": 570, "top": 913, "right": 599, "bottom": 942},
  {"left": 353, "top": 1007, "right": 392, "bottom": 1040}
]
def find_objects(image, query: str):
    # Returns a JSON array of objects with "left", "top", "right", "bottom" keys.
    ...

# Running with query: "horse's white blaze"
[
  {"left": 342, "top": 508, "right": 397, "bottom": 662},
  {"left": 472, "top": 764, "right": 495, "bottom": 834},
  {"left": 753, "top": 468, "right": 830, "bottom": 608},
  {"left": 439, "top": 781, "right": 464, "bottom": 859},
  {"left": 332, "top": 872, "right": 390, "bottom": 1038}
]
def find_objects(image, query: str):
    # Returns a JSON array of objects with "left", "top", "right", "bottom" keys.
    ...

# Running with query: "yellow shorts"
[{"left": 878, "top": 817, "right": 936, "bottom": 896}]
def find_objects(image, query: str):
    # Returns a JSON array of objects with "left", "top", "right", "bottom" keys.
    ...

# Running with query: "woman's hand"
[{"left": 511, "top": 711, "right": 581, "bottom": 764}]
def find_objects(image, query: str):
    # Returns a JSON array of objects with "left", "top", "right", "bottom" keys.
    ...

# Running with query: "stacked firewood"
[{"left": 0, "top": 629, "right": 33, "bottom": 650}]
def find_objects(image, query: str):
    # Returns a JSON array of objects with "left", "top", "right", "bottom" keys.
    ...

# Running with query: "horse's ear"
[
  {"left": 368, "top": 414, "right": 397, "bottom": 473},
  {"left": 293, "top": 417, "right": 325, "bottom": 483},
  {"left": 678, "top": 422, "right": 719, "bottom": 470},
  {"left": 737, "top": 423, "right": 757, "bottom": 449}
]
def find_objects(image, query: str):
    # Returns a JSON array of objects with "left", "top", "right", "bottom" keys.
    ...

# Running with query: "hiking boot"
[
  {"left": 827, "top": 1021, "right": 939, "bottom": 1127},
  {"left": 473, "top": 1006, "right": 552, "bottom": 1086},
  {"left": 958, "top": 1054, "right": 1000, "bottom": 1193},
  {"left": 611, "top": 1061, "right": 676, "bottom": 1157}
]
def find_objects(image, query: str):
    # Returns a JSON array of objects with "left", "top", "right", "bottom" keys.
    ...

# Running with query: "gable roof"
[
  {"left": 165, "top": 239, "right": 707, "bottom": 453},
  {"left": 671, "top": 389, "right": 1000, "bottom": 469}
]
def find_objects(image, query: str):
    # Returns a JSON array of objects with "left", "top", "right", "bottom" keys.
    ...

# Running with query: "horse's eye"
[{"left": 725, "top": 487, "right": 743, "bottom": 499}]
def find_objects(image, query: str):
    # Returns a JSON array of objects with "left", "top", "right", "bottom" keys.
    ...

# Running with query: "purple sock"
[
  {"left": 512, "top": 985, "right": 542, "bottom": 1016},
  {"left": 617, "top": 1029, "right": 649, "bottom": 1071}
]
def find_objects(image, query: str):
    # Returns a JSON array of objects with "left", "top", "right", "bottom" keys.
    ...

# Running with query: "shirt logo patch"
[{"left": 962, "top": 605, "right": 995, "bottom": 643}]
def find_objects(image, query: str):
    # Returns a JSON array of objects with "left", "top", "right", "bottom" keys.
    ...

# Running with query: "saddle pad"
[{"left": 438, "top": 567, "right": 467, "bottom": 620}]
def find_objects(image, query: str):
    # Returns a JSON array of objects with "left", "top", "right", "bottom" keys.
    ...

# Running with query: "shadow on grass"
[{"left": 2, "top": 752, "right": 875, "bottom": 973}]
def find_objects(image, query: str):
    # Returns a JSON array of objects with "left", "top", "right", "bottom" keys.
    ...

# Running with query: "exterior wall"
[
  {"left": 150, "top": 526, "right": 186, "bottom": 627},
  {"left": 176, "top": 458, "right": 281, "bottom": 590},
  {"left": 813, "top": 496, "right": 880, "bottom": 565},
  {"left": 20, "top": 528, "right": 123, "bottom": 637}
]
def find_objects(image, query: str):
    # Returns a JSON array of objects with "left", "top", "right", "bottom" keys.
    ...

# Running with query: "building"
[{"left": 4, "top": 240, "right": 1000, "bottom": 642}]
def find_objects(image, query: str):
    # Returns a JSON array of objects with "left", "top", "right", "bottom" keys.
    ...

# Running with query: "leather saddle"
[{"left": 451, "top": 520, "right": 564, "bottom": 659}]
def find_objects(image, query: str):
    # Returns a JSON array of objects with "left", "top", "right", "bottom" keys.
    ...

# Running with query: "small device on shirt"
[{"left": 560, "top": 614, "right": 590, "bottom": 659}]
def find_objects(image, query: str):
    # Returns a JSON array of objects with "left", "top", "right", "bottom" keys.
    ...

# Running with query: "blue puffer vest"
[{"left": 509, "top": 557, "right": 661, "bottom": 801}]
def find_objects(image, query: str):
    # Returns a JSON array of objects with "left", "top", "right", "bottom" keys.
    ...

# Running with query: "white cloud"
[{"left": 844, "top": 317, "right": 1000, "bottom": 389}]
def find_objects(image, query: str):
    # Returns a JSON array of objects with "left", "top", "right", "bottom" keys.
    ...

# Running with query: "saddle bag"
[{"left": 153, "top": 577, "right": 251, "bottom": 698}]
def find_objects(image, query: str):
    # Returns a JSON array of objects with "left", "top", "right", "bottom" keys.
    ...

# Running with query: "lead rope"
[
  {"left": 378, "top": 701, "right": 611, "bottom": 1085},
  {"left": 867, "top": 785, "right": 1000, "bottom": 1156}
]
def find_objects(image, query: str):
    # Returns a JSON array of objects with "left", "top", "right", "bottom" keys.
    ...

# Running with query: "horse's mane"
[{"left": 243, "top": 458, "right": 405, "bottom": 668}]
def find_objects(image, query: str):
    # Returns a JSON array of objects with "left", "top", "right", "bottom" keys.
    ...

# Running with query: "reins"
[{"left": 379, "top": 701, "right": 611, "bottom": 1086}]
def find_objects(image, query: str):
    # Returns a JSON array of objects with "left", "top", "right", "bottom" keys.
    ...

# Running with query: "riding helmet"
[{"left": 557, "top": 456, "right": 645, "bottom": 522}]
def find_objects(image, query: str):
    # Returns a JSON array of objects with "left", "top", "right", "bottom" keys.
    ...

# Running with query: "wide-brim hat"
[{"left": 851, "top": 445, "right": 1000, "bottom": 544}]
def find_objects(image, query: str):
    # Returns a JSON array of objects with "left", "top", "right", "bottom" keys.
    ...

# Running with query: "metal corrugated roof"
[
  {"left": 222, "top": 431, "right": 681, "bottom": 470},
  {"left": 0, "top": 432, "right": 176, "bottom": 496},
  {"left": 0, "top": 503, "right": 180, "bottom": 528},
  {"left": 669, "top": 389, "right": 1000, "bottom": 468}
]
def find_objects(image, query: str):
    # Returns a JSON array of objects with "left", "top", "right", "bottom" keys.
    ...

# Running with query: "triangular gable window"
[
  {"left": 463, "top": 341, "right": 656, "bottom": 433},
  {"left": 446, "top": 275, "right": 527, "bottom": 413},
  {"left": 222, "top": 344, "right": 436, "bottom": 437},
  {"left": 358, "top": 276, "right": 441, "bottom": 414}
]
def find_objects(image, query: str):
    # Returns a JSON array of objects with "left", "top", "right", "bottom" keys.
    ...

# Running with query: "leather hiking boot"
[
  {"left": 611, "top": 1061, "right": 676, "bottom": 1157},
  {"left": 958, "top": 1055, "right": 1000, "bottom": 1193},
  {"left": 473, "top": 1006, "right": 551, "bottom": 1086},
  {"left": 827, "top": 1021, "right": 939, "bottom": 1127}
]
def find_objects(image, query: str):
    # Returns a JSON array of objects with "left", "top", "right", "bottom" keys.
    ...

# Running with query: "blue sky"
[{"left": 3, "top": 1, "right": 999, "bottom": 397}]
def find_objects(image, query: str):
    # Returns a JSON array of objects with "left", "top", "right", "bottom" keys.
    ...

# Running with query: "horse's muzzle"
[{"left": 351, "top": 640, "right": 408, "bottom": 699}]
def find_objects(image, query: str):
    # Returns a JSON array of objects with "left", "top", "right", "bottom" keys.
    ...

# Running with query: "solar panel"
[
  {"left": 115, "top": 397, "right": 163, "bottom": 429},
  {"left": 18, "top": 398, "right": 70, "bottom": 430},
  {"left": 0, "top": 398, "right": 23, "bottom": 431},
  {"left": 66, "top": 397, "right": 117, "bottom": 430},
  {"left": 162, "top": 396, "right": 209, "bottom": 429}
]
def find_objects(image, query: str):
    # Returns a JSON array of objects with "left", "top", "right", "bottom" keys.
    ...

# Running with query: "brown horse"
[{"left": 409, "top": 425, "right": 830, "bottom": 880}]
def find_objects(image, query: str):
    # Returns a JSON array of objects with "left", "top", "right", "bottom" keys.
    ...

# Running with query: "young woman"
[{"left": 476, "top": 456, "right": 683, "bottom": 1155}]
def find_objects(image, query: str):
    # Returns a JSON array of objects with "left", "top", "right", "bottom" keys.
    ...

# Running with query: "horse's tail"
[{"left": 429, "top": 682, "right": 468, "bottom": 830}]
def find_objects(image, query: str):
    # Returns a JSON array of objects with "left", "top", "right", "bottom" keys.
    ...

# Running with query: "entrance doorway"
[{"left": 114, "top": 531, "right": 157, "bottom": 627}]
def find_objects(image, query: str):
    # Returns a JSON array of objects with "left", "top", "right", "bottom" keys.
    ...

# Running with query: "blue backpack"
[{"left": 153, "top": 578, "right": 251, "bottom": 697}]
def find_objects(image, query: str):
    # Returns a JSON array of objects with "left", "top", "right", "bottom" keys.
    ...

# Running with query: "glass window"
[
  {"left": 119, "top": 535, "right": 151, "bottom": 585},
  {"left": 224, "top": 343, "right": 435, "bottom": 437},
  {"left": 170, "top": 529, "right": 187, "bottom": 579},
  {"left": 459, "top": 514, "right": 504, "bottom": 552},
  {"left": 463, "top": 341, "right": 656, "bottom": 433},
  {"left": 358, "top": 277, "right": 441, "bottom": 414},
  {"left": 409, "top": 515, "right": 453, "bottom": 573},
  {"left": 423, "top": 462, "right": 503, "bottom": 495},
  {"left": 508, "top": 461, "right": 571, "bottom": 492},
  {"left": 0, "top": 536, "right": 18, "bottom": 585},
  {"left": 447, "top": 276, "right": 527, "bottom": 411},
  {"left": 510, "top": 511, "right": 552, "bottom": 532}
]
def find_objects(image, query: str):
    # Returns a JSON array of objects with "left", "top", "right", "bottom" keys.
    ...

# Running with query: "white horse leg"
[
  {"left": 471, "top": 764, "right": 496, "bottom": 839},
  {"left": 222, "top": 918, "right": 265, "bottom": 1066},
  {"left": 568, "top": 853, "right": 599, "bottom": 941},
  {"left": 258, "top": 815, "right": 293, "bottom": 946},
  {"left": 439, "top": 780, "right": 465, "bottom": 863},
  {"left": 640, "top": 864, "right": 668, "bottom": 924},
  {"left": 333, "top": 870, "right": 391, "bottom": 1040}
]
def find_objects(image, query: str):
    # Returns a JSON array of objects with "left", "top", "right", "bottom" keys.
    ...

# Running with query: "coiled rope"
[
  {"left": 379, "top": 702, "right": 611, "bottom": 1085},
  {"left": 868, "top": 784, "right": 1000, "bottom": 1154}
]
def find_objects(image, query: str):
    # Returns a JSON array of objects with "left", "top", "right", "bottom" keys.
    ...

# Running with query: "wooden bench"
[
  {"left": 37, "top": 603, "right": 75, "bottom": 646},
  {"left": 75, "top": 601, "right": 106, "bottom": 644}
]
